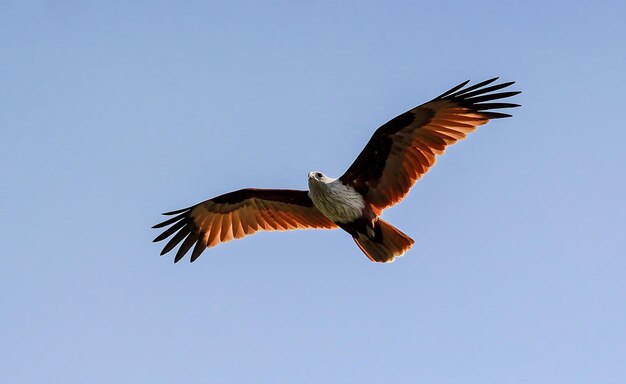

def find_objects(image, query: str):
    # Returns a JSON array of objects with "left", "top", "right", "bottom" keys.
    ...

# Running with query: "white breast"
[{"left": 308, "top": 178, "right": 365, "bottom": 223}]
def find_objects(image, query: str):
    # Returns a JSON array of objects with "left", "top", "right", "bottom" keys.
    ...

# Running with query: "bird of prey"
[{"left": 153, "top": 77, "right": 520, "bottom": 263}]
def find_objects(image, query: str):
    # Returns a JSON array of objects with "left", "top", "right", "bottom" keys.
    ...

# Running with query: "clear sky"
[{"left": 2, "top": 1, "right": 625, "bottom": 383}]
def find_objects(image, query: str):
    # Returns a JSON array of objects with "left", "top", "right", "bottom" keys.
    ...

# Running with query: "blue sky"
[{"left": 2, "top": 1, "right": 625, "bottom": 383}]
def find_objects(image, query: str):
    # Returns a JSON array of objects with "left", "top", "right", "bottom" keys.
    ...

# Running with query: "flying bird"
[{"left": 153, "top": 77, "right": 520, "bottom": 263}]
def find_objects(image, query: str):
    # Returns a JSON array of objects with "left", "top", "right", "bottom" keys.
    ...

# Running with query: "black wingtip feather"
[
  {"left": 174, "top": 232, "right": 199, "bottom": 263},
  {"left": 435, "top": 79, "right": 471, "bottom": 99},
  {"left": 152, "top": 219, "right": 188, "bottom": 242},
  {"left": 437, "top": 78, "right": 521, "bottom": 118},
  {"left": 466, "top": 91, "right": 521, "bottom": 104},
  {"left": 152, "top": 211, "right": 189, "bottom": 229},
  {"left": 474, "top": 102, "right": 521, "bottom": 110},
  {"left": 450, "top": 77, "right": 500, "bottom": 97},
  {"left": 152, "top": 205, "right": 201, "bottom": 260},
  {"left": 190, "top": 240, "right": 206, "bottom": 263},
  {"left": 480, "top": 112, "right": 513, "bottom": 119},
  {"left": 456, "top": 81, "right": 516, "bottom": 99},
  {"left": 162, "top": 207, "right": 191, "bottom": 216},
  {"left": 160, "top": 225, "right": 192, "bottom": 255}
]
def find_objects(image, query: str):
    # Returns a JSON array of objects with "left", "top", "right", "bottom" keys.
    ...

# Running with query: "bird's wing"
[
  {"left": 152, "top": 188, "right": 337, "bottom": 262},
  {"left": 339, "top": 78, "right": 520, "bottom": 211}
]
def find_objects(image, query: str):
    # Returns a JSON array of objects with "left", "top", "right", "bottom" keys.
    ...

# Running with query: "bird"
[{"left": 153, "top": 77, "right": 520, "bottom": 263}]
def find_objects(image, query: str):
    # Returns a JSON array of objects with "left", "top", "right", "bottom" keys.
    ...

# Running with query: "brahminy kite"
[{"left": 153, "top": 77, "right": 520, "bottom": 263}]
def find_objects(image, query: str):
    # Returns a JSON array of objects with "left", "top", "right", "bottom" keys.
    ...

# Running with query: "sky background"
[{"left": 2, "top": 1, "right": 625, "bottom": 383}]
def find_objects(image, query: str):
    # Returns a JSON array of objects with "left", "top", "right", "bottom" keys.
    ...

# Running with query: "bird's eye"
[{"left": 316, "top": 172, "right": 322, "bottom": 178}]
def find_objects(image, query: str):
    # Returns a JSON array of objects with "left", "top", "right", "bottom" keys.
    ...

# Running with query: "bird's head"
[{"left": 308, "top": 171, "right": 327, "bottom": 182}]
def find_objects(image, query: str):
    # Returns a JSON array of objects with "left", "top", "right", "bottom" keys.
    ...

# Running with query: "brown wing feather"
[
  {"left": 153, "top": 189, "right": 337, "bottom": 262},
  {"left": 340, "top": 78, "right": 520, "bottom": 210}
]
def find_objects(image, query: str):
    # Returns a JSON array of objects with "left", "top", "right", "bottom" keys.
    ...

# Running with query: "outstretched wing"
[
  {"left": 339, "top": 78, "right": 520, "bottom": 211},
  {"left": 152, "top": 189, "right": 337, "bottom": 262}
]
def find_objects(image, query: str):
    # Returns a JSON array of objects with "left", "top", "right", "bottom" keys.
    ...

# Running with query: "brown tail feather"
[{"left": 353, "top": 219, "right": 414, "bottom": 263}]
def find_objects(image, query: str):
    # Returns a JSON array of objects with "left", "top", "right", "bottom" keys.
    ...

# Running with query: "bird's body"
[
  {"left": 307, "top": 172, "right": 364, "bottom": 224},
  {"left": 307, "top": 170, "right": 414, "bottom": 261},
  {"left": 153, "top": 78, "right": 521, "bottom": 263}
]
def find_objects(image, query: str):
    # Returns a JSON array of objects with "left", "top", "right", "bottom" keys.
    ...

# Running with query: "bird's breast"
[{"left": 308, "top": 180, "right": 365, "bottom": 223}]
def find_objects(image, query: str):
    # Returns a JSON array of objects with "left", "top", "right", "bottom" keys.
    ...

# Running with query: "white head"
[
  {"left": 308, "top": 171, "right": 336, "bottom": 190},
  {"left": 308, "top": 171, "right": 327, "bottom": 182},
  {"left": 308, "top": 171, "right": 330, "bottom": 194}
]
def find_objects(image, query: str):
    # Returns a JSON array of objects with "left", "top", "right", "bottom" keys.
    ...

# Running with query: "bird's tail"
[{"left": 353, "top": 219, "right": 414, "bottom": 263}]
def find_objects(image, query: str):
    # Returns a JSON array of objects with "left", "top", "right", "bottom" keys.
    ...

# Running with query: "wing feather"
[
  {"left": 340, "top": 78, "right": 520, "bottom": 210},
  {"left": 255, "top": 200, "right": 280, "bottom": 229},
  {"left": 279, "top": 211, "right": 298, "bottom": 229},
  {"left": 220, "top": 213, "right": 234, "bottom": 242},
  {"left": 153, "top": 189, "right": 337, "bottom": 262},
  {"left": 160, "top": 225, "right": 191, "bottom": 255},
  {"left": 242, "top": 205, "right": 258, "bottom": 232},
  {"left": 153, "top": 219, "right": 187, "bottom": 243},
  {"left": 175, "top": 232, "right": 199, "bottom": 263},
  {"left": 231, "top": 210, "right": 245, "bottom": 239},
  {"left": 191, "top": 239, "right": 206, "bottom": 263},
  {"left": 206, "top": 214, "right": 223, "bottom": 248},
  {"left": 152, "top": 211, "right": 188, "bottom": 229}
]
